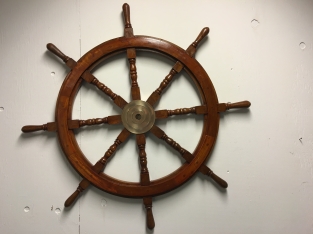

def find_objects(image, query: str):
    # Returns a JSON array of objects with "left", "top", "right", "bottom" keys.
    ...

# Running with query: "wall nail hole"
[
  {"left": 299, "top": 42, "right": 306, "bottom": 50},
  {"left": 51, "top": 72, "right": 55, "bottom": 76},
  {"left": 231, "top": 68, "right": 233, "bottom": 71},
  {"left": 101, "top": 199, "right": 107, "bottom": 207},
  {"left": 55, "top": 208, "right": 61, "bottom": 214},
  {"left": 0, "top": 107, "right": 4, "bottom": 112},
  {"left": 251, "top": 19, "right": 259, "bottom": 28},
  {"left": 24, "top": 206, "right": 30, "bottom": 212},
  {"left": 227, "top": 170, "right": 230, "bottom": 173}
]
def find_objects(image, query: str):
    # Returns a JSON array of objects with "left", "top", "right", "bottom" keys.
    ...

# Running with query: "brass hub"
[{"left": 121, "top": 100, "right": 155, "bottom": 134}]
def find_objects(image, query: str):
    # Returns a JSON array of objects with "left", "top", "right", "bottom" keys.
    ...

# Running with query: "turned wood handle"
[
  {"left": 64, "top": 190, "right": 80, "bottom": 207},
  {"left": 122, "top": 3, "right": 131, "bottom": 28},
  {"left": 227, "top": 101, "right": 251, "bottom": 110},
  {"left": 21, "top": 125, "right": 46, "bottom": 133},
  {"left": 193, "top": 27, "right": 210, "bottom": 47},
  {"left": 64, "top": 161, "right": 104, "bottom": 207},
  {"left": 146, "top": 207, "right": 155, "bottom": 229},
  {"left": 64, "top": 178, "right": 91, "bottom": 207},
  {"left": 47, "top": 43, "right": 69, "bottom": 62},
  {"left": 143, "top": 197, "right": 155, "bottom": 229},
  {"left": 210, "top": 172, "right": 228, "bottom": 188}
]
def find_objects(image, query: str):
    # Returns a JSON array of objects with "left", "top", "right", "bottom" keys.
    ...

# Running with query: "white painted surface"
[{"left": 0, "top": 0, "right": 312, "bottom": 233}]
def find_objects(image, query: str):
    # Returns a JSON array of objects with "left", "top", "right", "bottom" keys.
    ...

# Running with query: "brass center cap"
[{"left": 121, "top": 100, "right": 155, "bottom": 134}]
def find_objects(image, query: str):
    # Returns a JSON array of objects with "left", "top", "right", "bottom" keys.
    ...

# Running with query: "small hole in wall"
[
  {"left": 51, "top": 72, "right": 55, "bottom": 76},
  {"left": 24, "top": 206, "right": 30, "bottom": 212},
  {"left": 0, "top": 107, "right": 3, "bottom": 112},
  {"left": 55, "top": 208, "right": 61, "bottom": 215},
  {"left": 251, "top": 19, "right": 259, "bottom": 28},
  {"left": 299, "top": 42, "right": 306, "bottom": 50},
  {"left": 227, "top": 170, "right": 230, "bottom": 173}
]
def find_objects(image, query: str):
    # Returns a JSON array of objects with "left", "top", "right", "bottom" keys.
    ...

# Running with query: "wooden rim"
[{"left": 55, "top": 35, "right": 219, "bottom": 198}]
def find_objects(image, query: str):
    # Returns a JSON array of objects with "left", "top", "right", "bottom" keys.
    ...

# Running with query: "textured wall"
[{"left": 0, "top": 0, "right": 312, "bottom": 233}]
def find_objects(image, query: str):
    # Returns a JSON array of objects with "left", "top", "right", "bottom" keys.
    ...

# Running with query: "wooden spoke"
[
  {"left": 21, "top": 116, "right": 122, "bottom": 133},
  {"left": 136, "top": 134, "right": 155, "bottom": 229},
  {"left": 150, "top": 125, "right": 227, "bottom": 188},
  {"left": 68, "top": 115, "right": 122, "bottom": 129},
  {"left": 122, "top": 3, "right": 134, "bottom": 37},
  {"left": 143, "top": 197, "right": 155, "bottom": 230},
  {"left": 146, "top": 68, "right": 178, "bottom": 106},
  {"left": 127, "top": 50, "right": 141, "bottom": 100},
  {"left": 122, "top": 4, "right": 141, "bottom": 100},
  {"left": 150, "top": 125, "right": 186, "bottom": 155},
  {"left": 197, "top": 166, "right": 228, "bottom": 188},
  {"left": 136, "top": 134, "right": 150, "bottom": 185},
  {"left": 22, "top": 4, "right": 254, "bottom": 229},
  {"left": 121, "top": 7, "right": 156, "bottom": 228},
  {"left": 185, "top": 27, "right": 210, "bottom": 57},
  {"left": 46, "top": 44, "right": 127, "bottom": 109},
  {"left": 47, "top": 43, "right": 77, "bottom": 69},
  {"left": 64, "top": 128, "right": 131, "bottom": 207},
  {"left": 155, "top": 105, "right": 208, "bottom": 119},
  {"left": 21, "top": 122, "right": 57, "bottom": 133},
  {"left": 81, "top": 71, "right": 128, "bottom": 109},
  {"left": 218, "top": 100, "right": 251, "bottom": 112},
  {"left": 146, "top": 27, "right": 209, "bottom": 107}
]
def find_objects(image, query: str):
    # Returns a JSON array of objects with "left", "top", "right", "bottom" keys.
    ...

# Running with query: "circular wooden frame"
[{"left": 55, "top": 36, "right": 219, "bottom": 198}]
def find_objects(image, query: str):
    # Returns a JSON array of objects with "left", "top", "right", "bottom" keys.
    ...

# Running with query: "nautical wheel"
[{"left": 21, "top": 3, "right": 251, "bottom": 229}]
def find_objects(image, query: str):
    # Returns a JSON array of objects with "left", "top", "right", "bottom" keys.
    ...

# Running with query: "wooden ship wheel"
[{"left": 21, "top": 3, "right": 251, "bottom": 230}]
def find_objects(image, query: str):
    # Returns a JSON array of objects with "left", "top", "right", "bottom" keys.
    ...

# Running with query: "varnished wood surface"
[
  {"left": 54, "top": 35, "right": 219, "bottom": 197},
  {"left": 21, "top": 1, "right": 251, "bottom": 205},
  {"left": 218, "top": 101, "right": 251, "bottom": 112},
  {"left": 20, "top": 2, "right": 251, "bottom": 230},
  {"left": 64, "top": 128, "right": 131, "bottom": 207}
]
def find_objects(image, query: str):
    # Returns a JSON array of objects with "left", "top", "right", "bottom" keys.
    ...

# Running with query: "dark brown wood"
[
  {"left": 218, "top": 101, "right": 251, "bottom": 112},
  {"left": 81, "top": 72, "right": 128, "bottom": 109},
  {"left": 122, "top": 4, "right": 140, "bottom": 99},
  {"left": 122, "top": 3, "right": 134, "bottom": 37},
  {"left": 155, "top": 106, "right": 208, "bottom": 119},
  {"left": 136, "top": 134, "right": 150, "bottom": 186},
  {"left": 49, "top": 4, "right": 222, "bottom": 199},
  {"left": 150, "top": 125, "right": 227, "bottom": 188},
  {"left": 193, "top": 27, "right": 210, "bottom": 48},
  {"left": 127, "top": 49, "right": 141, "bottom": 100},
  {"left": 47, "top": 43, "right": 128, "bottom": 110},
  {"left": 122, "top": 3, "right": 132, "bottom": 29},
  {"left": 146, "top": 69, "right": 177, "bottom": 106},
  {"left": 186, "top": 27, "right": 210, "bottom": 57},
  {"left": 46, "top": 43, "right": 76, "bottom": 69},
  {"left": 146, "top": 27, "right": 209, "bottom": 107},
  {"left": 155, "top": 106, "right": 207, "bottom": 119},
  {"left": 143, "top": 197, "right": 155, "bottom": 229},
  {"left": 136, "top": 134, "right": 154, "bottom": 229},
  {"left": 150, "top": 126, "right": 187, "bottom": 157},
  {"left": 198, "top": 166, "right": 228, "bottom": 188},
  {"left": 21, "top": 3, "right": 251, "bottom": 230},
  {"left": 68, "top": 115, "right": 121, "bottom": 129},
  {"left": 64, "top": 178, "right": 90, "bottom": 207},
  {"left": 51, "top": 35, "right": 219, "bottom": 198},
  {"left": 64, "top": 128, "right": 131, "bottom": 207},
  {"left": 21, "top": 122, "right": 57, "bottom": 132},
  {"left": 91, "top": 77, "right": 117, "bottom": 100}
]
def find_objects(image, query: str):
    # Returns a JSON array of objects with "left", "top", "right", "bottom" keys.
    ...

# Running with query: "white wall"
[{"left": 1, "top": 0, "right": 312, "bottom": 233}]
